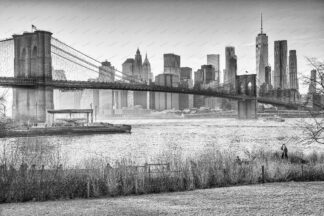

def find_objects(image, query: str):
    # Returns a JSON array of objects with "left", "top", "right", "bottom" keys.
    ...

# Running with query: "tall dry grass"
[{"left": 0, "top": 149, "right": 324, "bottom": 203}]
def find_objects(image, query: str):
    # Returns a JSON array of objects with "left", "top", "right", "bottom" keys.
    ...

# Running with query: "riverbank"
[{"left": 1, "top": 181, "right": 323, "bottom": 216}]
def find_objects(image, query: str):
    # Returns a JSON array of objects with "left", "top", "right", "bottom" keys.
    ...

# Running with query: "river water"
[{"left": 1, "top": 118, "right": 323, "bottom": 168}]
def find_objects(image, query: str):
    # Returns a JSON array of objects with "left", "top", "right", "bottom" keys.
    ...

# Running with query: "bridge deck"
[{"left": 0, "top": 77, "right": 300, "bottom": 108}]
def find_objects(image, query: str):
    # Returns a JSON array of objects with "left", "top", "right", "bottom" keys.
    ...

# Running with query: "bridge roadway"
[{"left": 0, "top": 77, "right": 300, "bottom": 108}]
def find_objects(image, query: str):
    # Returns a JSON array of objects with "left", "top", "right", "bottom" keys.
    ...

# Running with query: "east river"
[{"left": 1, "top": 118, "right": 324, "bottom": 168}]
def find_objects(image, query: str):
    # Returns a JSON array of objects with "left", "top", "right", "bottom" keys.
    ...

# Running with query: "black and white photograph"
[{"left": 0, "top": 0, "right": 323, "bottom": 215}]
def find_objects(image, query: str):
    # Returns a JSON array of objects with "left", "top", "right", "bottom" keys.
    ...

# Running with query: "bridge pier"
[
  {"left": 12, "top": 30, "right": 53, "bottom": 123},
  {"left": 238, "top": 99, "right": 257, "bottom": 119},
  {"left": 236, "top": 74, "right": 257, "bottom": 119}
]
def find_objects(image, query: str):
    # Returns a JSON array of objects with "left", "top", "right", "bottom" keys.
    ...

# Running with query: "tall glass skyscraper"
[
  {"left": 289, "top": 50, "right": 298, "bottom": 90},
  {"left": 256, "top": 14, "right": 269, "bottom": 88},
  {"left": 274, "top": 40, "right": 288, "bottom": 89}
]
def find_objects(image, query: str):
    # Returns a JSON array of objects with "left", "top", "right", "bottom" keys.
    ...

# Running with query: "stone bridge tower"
[
  {"left": 236, "top": 74, "right": 257, "bottom": 119},
  {"left": 12, "top": 31, "right": 54, "bottom": 123}
]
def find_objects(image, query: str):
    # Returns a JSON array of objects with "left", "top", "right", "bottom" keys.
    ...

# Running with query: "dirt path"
[{"left": 1, "top": 181, "right": 324, "bottom": 216}]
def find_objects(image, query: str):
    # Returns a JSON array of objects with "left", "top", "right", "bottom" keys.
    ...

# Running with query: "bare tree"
[{"left": 300, "top": 58, "right": 324, "bottom": 144}]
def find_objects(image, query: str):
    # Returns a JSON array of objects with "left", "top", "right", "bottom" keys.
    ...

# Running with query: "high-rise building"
[
  {"left": 180, "top": 67, "right": 192, "bottom": 81},
  {"left": 309, "top": 69, "right": 317, "bottom": 94},
  {"left": 98, "top": 60, "right": 114, "bottom": 82},
  {"left": 201, "top": 65, "right": 215, "bottom": 84},
  {"left": 179, "top": 67, "right": 193, "bottom": 110},
  {"left": 142, "top": 54, "right": 152, "bottom": 82},
  {"left": 265, "top": 66, "right": 271, "bottom": 85},
  {"left": 164, "top": 53, "right": 180, "bottom": 77},
  {"left": 154, "top": 74, "right": 179, "bottom": 110},
  {"left": 133, "top": 48, "right": 143, "bottom": 81},
  {"left": 224, "top": 47, "right": 237, "bottom": 90},
  {"left": 289, "top": 50, "right": 298, "bottom": 90},
  {"left": 122, "top": 50, "right": 152, "bottom": 109},
  {"left": 207, "top": 54, "right": 220, "bottom": 84},
  {"left": 256, "top": 14, "right": 269, "bottom": 87},
  {"left": 122, "top": 58, "right": 134, "bottom": 81},
  {"left": 274, "top": 40, "right": 288, "bottom": 89}
]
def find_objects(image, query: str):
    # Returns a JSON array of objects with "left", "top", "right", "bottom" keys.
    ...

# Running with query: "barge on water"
[
  {"left": 0, "top": 109, "right": 131, "bottom": 138},
  {"left": 0, "top": 123, "right": 131, "bottom": 138}
]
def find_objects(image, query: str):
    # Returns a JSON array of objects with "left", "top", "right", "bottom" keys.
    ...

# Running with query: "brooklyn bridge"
[{"left": 0, "top": 30, "right": 302, "bottom": 122}]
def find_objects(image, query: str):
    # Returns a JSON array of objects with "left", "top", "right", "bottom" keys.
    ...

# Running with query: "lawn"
[{"left": 1, "top": 181, "right": 323, "bottom": 216}]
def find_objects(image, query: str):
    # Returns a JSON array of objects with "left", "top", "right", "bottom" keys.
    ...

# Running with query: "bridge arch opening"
[
  {"left": 247, "top": 82, "right": 252, "bottom": 95},
  {"left": 240, "top": 82, "right": 245, "bottom": 95}
]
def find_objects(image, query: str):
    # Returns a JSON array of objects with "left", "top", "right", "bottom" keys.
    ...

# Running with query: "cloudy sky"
[{"left": 0, "top": 0, "right": 323, "bottom": 93}]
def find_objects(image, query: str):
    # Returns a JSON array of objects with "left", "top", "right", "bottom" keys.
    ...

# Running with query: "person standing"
[{"left": 281, "top": 144, "right": 288, "bottom": 159}]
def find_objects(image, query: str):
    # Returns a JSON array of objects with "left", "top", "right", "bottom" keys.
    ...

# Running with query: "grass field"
[{"left": 1, "top": 181, "right": 323, "bottom": 216}]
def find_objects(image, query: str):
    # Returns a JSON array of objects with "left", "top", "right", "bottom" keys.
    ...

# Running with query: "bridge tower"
[
  {"left": 236, "top": 74, "right": 257, "bottom": 119},
  {"left": 12, "top": 30, "right": 54, "bottom": 123}
]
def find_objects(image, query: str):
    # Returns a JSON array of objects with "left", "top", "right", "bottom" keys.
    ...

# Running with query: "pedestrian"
[{"left": 281, "top": 144, "right": 288, "bottom": 159}]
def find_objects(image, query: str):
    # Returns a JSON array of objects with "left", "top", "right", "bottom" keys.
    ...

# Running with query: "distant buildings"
[
  {"left": 273, "top": 40, "right": 288, "bottom": 89},
  {"left": 224, "top": 46, "right": 237, "bottom": 90},
  {"left": 179, "top": 67, "right": 194, "bottom": 110},
  {"left": 193, "top": 64, "right": 218, "bottom": 109},
  {"left": 256, "top": 14, "right": 269, "bottom": 88},
  {"left": 207, "top": 54, "right": 220, "bottom": 84},
  {"left": 309, "top": 69, "right": 317, "bottom": 94},
  {"left": 143, "top": 54, "right": 153, "bottom": 82},
  {"left": 121, "top": 49, "right": 153, "bottom": 109},
  {"left": 288, "top": 50, "right": 298, "bottom": 90},
  {"left": 154, "top": 74, "right": 179, "bottom": 110},
  {"left": 122, "top": 58, "right": 134, "bottom": 81},
  {"left": 53, "top": 69, "right": 82, "bottom": 110},
  {"left": 133, "top": 48, "right": 143, "bottom": 81},
  {"left": 164, "top": 54, "right": 181, "bottom": 76}
]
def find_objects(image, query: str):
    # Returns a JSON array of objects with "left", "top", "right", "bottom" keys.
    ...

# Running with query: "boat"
[{"left": 0, "top": 123, "right": 131, "bottom": 138}]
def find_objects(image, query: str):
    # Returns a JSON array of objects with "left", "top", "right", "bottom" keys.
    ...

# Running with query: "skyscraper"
[
  {"left": 207, "top": 54, "right": 220, "bottom": 84},
  {"left": 133, "top": 48, "right": 143, "bottom": 81},
  {"left": 274, "top": 40, "right": 288, "bottom": 89},
  {"left": 164, "top": 53, "right": 180, "bottom": 77},
  {"left": 142, "top": 53, "right": 152, "bottom": 82},
  {"left": 122, "top": 58, "right": 135, "bottom": 81},
  {"left": 289, "top": 50, "right": 298, "bottom": 90},
  {"left": 309, "top": 69, "right": 317, "bottom": 94},
  {"left": 256, "top": 13, "right": 269, "bottom": 88},
  {"left": 224, "top": 46, "right": 237, "bottom": 90},
  {"left": 265, "top": 66, "right": 271, "bottom": 85},
  {"left": 179, "top": 67, "right": 193, "bottom": 110},
  {"left": 180, "top": 67, "right": 192, "bottom": 81},
  {"left": 98, "top": 60, "right": 114, "bottom": 82}
]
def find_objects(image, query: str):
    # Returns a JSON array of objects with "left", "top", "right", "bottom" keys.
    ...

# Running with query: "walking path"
[{"left": 1, "top": 181, "right": 324, "bottom": 216}]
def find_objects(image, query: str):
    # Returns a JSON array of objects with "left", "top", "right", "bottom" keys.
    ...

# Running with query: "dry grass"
[{"left": 1, "top": 149, "right": 324, "bottom": 203}]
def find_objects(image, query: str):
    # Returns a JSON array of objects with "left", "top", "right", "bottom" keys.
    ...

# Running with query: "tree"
[{"left": 300, "top": 58, "right": 324, "bottom": 144}]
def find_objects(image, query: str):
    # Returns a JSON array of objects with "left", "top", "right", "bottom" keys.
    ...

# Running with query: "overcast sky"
[{"left": 0, "top": 0, "right": 323, "bottom": 93}]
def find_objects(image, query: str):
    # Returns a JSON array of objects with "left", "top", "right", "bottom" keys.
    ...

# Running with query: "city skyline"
[{"left": 0, "top": 0, "right": 323, "bottom": 94}]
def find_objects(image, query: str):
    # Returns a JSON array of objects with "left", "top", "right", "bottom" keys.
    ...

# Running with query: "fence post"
[
  {"left": 301, "top": 164, "right": 303, "bottom": 178},
  {"left": 261, "top": 165, "right": 265, "bottom": 183},
  {"left": 134, "top": 175, "right": 138, "bottom": 194},
  {"left": 87, "top": 176, "right": 90, "bottom": 198}
]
